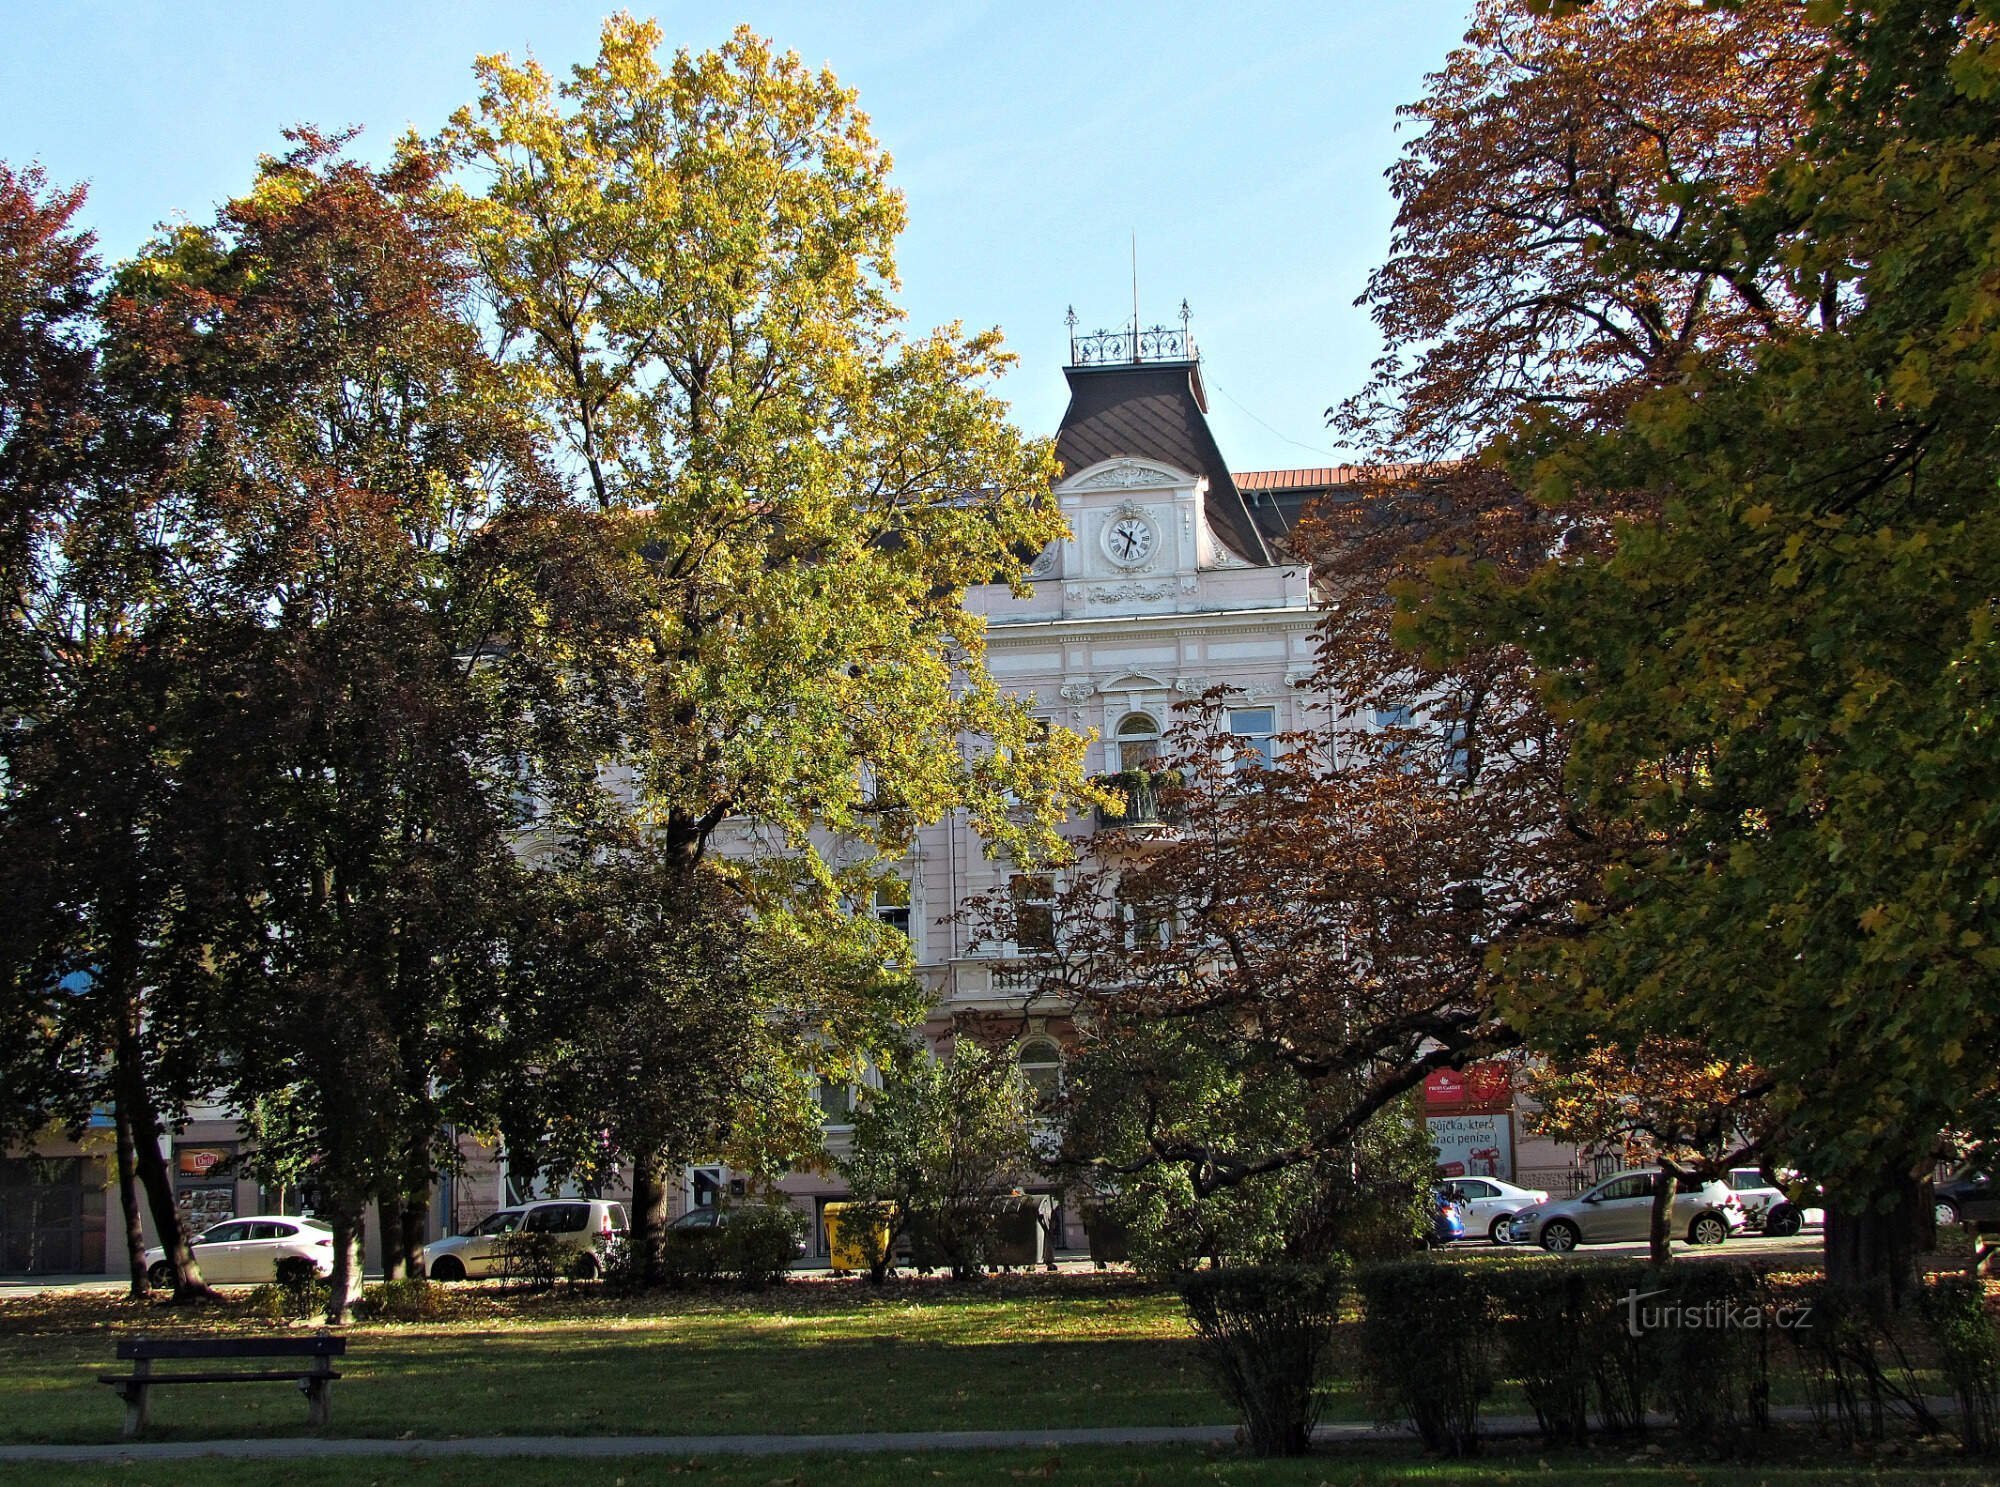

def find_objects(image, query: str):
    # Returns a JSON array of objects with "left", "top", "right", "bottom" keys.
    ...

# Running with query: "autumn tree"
[
  {"left": 0, "top": 159, "right": 100, "bottom": 1150},
  {"left": 98, "top": 133, "right": 574, "bottom": 1319},
  {"left": 1385, "top": 0, "right": 2000, "bottom": 1295},
  {"left": 441, "top": 20, "right": 1083, "bottom": 1262},
  {"left": 974, "top": 689, "right": 1588, "bottom": 1261},
  {"left": 0, "top": 161, "right": 234, "bottom": 1299},
  {"left": 1336, "top": 0, "right": 1826, "bottom": 458},
  {"left": 1523, "top": 1039, "right": 1770, "bottom": 1265}
]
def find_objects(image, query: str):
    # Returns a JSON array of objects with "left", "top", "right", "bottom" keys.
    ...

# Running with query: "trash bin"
[{"left": 823, "top": 1201, "right": 893, "bottom": 1274}]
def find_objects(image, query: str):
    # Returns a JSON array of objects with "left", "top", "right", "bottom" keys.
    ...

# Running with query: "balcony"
[{"left": 1092, "top": 769, "right": 1185, "bottom": 831}]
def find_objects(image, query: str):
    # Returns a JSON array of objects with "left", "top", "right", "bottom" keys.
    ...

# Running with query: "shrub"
[
  {"left": 1179, "top": 1263, "right": 1345, "bottom": 1457},
  {"left": 719, "top": 1204, "right": 804, "bottom": 1290},
  {"left": 493, "top": 1230, "right": 565, "bottom": 1291},
  {"left": 662, "top": 1227, "right": 725, "bottom": 1288},
  {"left": 1356, "top": 1259, "right": 1494, "bottom": 1456},
  {"left": 258, "top": 1255, "right": 332, "bottom": 1322},
  {"left": 1487, "top": 1262, "right": 1646, "bottom": 1444},
  {"left": 247, "top": 1271, "right": 331, "bottom": 1324},
  {"left": 359, "top": 1277, "right": 449, "bottom": 1322},
  {"left": 1648, "top": 1265, "right": 1772, "bottom": 1443},
  {"left": 1785, "top": 1281, "right": 1937, "bottom": 1445},
  {"left": 1919, "top": 1275, "right": 2000, "bottom": 1454}
]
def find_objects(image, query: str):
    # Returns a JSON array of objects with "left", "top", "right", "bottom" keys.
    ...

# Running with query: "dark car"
[{"left": 1935, "top": 1169, "right": 1998, "bottom": 1227}]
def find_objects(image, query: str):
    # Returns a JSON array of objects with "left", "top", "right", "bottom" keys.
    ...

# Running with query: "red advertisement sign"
[
  {"left": 1423, "top": 1062, "right": 1513, "bottom": 1113},
  {"left": 176, "top": 1146, "right": 230, "bottom": 1177}
]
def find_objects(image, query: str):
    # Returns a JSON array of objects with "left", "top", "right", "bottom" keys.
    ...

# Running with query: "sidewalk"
[
  {"left": 0, "top": 1421, "right": 1424, "bottom": 1463},
  {"left": 2, "top": 1398, "right": 1949, "bottom": 1465}
]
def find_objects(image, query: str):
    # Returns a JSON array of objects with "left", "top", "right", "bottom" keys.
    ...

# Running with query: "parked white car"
[
  {"left": 419, "top": 1198, "right": 628, "bottom": 1281},
  {"left": 1508, "top": 1170, "right": 1748, "bottom": 1250},
  {"left": 145, "top": 1215, "right": 334, "bottom": 1287},
  {"left": 1440, "top": 1176, "right": 1552, "bottom": 1244}
]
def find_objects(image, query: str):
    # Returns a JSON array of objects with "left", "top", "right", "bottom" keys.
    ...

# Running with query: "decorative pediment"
[
  {"left": 1098, "top": 670, "right": 1172, "bottom": 692},
  {"left": 1063, "top": 458, "right": 1191, "bottom": 493}
]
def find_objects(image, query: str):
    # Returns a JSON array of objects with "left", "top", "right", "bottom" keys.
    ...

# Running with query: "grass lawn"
[
  {"left": 4, "top": 1443, "right": 1996, "bottom": 1487},
  {"left": 0, "top": 1263, "right": 1985, "bottom": 1449},
  {"left": 0, "top": 1276, "right": 1252, "bottom": 1444}
]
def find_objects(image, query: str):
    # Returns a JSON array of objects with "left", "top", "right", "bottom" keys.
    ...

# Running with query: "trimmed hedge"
[
  {"left": 1647, "top": 1263, "right": 1772, "bottom": 1442},
  {"left": 1486, "top": 1261, "right": 1648, "bottom": 1443},
  {"left": 1179, "top": 1262, "right": 1345, "bottom": 1457},
  {"left": 1356, "top": 1259, "right": 1493, "bottom": 1456}
]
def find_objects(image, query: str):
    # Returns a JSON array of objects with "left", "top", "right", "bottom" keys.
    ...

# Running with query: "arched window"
[
  {"left": 1115, "top": 712, "right": 1160, "bottom": 772},
  {"left": 1017, "top": 1038, "right": 1063, "bottom": 1107}
]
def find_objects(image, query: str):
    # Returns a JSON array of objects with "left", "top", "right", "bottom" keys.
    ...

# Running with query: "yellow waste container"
[{"left": 823, "top": 1202, "right": 894, "bottom": 1274}]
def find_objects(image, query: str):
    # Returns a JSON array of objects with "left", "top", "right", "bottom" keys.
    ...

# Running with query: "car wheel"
[
  {"left": 146, "top": 1260, "right": 174, "bottom": 1289},
  {"left": 1935, "top": 1199, "right": 1961, "bottom": 1227},
  {"left": 428, "top": 1255, "right": 466, "bottom": 1282},
  {"left": 1540, "top": 1220, "right": 1580, "bottom": 1252},
  {"left": 575, "top": 1253, "right": 599, "bottom": 1281},
  {"left": 1689, "top": 1213, "right": 1728, "bottom": 1246},
  {"left": 1489, "top": 1215, "right": 1515, "bottom": 1245},
  {"left": 1765, "top": 1204, "right": 1803, "bottom": 1238}
]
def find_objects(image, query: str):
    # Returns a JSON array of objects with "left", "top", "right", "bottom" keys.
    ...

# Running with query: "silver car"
[{"left": 1509, "top": 1169, "right": 1747, "bottom": 1251}]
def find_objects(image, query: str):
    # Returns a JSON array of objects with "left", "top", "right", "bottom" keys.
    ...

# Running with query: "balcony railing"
[{"left": 1093, "top": 770, "right": 1185, "bottom": 830}]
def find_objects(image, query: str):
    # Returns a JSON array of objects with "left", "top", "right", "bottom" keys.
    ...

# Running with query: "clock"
[{"left": 1101, "top": 512, "right": 1157, "bottom": 568}]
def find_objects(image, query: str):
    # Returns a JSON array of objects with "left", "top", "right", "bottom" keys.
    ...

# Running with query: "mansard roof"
[{"left": 1053, "top": 359, "right": 1273, "bottom": 567}]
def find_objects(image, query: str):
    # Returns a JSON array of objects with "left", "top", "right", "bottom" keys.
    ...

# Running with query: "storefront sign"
[{"left": 176, "top": 1146, "right": 232, "bottom": 1177}]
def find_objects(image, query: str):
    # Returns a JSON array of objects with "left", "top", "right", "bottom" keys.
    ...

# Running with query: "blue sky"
[{"left": 0, "top": 2, "right": 1473, "bottom": 471}]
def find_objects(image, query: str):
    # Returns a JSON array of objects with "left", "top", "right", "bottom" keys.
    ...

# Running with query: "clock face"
[{"left": 1103, "top": 514, "right": 1157, "bottom": 567}]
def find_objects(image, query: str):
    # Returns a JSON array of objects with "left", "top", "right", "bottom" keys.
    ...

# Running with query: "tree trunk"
[
  {"left": 630, "top": 1147, "right": 670, "bottom": 1286},
  {"left": 1648, "top": 1170, "right": 1679, "bottom": 1268},
  {"left": 375, "top": 1196, "right": 405, "bottom": 1280},
  {"left": 113, "top": 1093, "right": 148, "bottom": 1298},
  {"left": 1825, "top": 1168, "right": 1928, "bottom": 1306},
  {"left": 324, "top": 1204, "right": 366, "bottom": 1323},
  {"left": 399, "top": 1197, "right": 429, "bottom": 1277},
  {"left": 112, "top": 1009, "right": 208, "bottom": 1299}
]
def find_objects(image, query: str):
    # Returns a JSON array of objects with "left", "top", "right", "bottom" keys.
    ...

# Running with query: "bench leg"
[
  {"left": 302, "top": 1376, "right": 332, "bottom": 1429},
  {"left": 119, "top": 1383, "right": 149, "bottom": 1439}
]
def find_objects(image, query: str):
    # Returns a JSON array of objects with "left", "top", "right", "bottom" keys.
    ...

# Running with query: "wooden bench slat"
[
  {"left": 102, "top": 1371, "right": 344, "bottom": 1386},
  {"left": 116, "top": 1337, "right": 345, "bottom": 1360}
]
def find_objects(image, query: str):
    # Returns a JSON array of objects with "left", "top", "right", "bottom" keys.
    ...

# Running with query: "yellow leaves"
[{"left": 1857, "top": 904, "right": 1890, "bottom": 934}]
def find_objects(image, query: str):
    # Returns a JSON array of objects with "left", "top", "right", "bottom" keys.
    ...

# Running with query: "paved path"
[{"left": 0, "top": 1420, "right": 1513, "bottom": 1463}]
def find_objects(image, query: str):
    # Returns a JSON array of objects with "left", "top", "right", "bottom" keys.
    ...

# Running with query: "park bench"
[{"left": 99, "top": 1334, "right": 345, "bottom": 1437}]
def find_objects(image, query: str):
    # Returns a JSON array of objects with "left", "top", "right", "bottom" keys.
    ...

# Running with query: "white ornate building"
[{"left": 763, "top": 328, "right": 1368, "bottom": 1253}]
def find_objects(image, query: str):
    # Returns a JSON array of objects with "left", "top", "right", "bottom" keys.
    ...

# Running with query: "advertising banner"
[{"left": 1428, "top": 1112, "right": 1513, "bottom": 1180}]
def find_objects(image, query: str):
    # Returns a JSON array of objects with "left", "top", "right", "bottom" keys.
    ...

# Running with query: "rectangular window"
[
  {"left": 874, "top": 878, "right": 911, "bottom": 938},
  {"left": 1228, "top": 707, "right": 1277, "bottom": 769},
  {"left": 1010, "top": 873, "right": 1056, "bottom": 952},
  {"left": 815, "top": 1077, "right": 857, "bottom": 1127}
]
